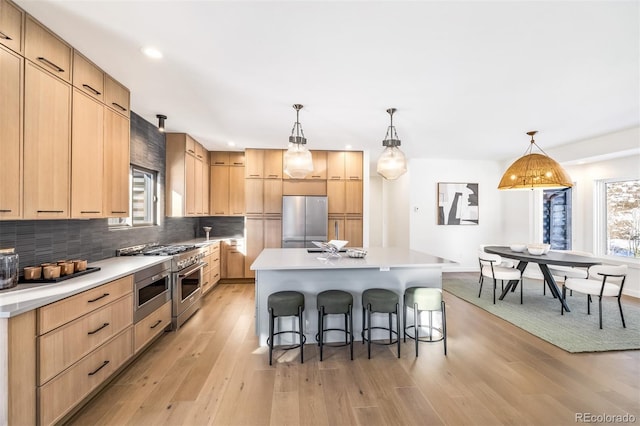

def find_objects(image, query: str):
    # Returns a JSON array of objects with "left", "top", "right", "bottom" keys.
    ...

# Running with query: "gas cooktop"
[{"left": 116, "top": 243, "right": 197, "bottom": 257}]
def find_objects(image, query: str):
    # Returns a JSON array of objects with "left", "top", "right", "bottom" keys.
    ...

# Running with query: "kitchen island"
[{"left": 250, "top": 247, "right": 454, "bottom": 346}]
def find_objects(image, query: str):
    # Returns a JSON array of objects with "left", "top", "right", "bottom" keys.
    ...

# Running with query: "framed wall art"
[{"left": 437, "top": 182, "right": 479, "bottom": 225}]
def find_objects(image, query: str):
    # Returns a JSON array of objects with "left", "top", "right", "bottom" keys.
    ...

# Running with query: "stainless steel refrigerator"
[{"left": 282, "top": 196, "right": 328, "bottom": 248}]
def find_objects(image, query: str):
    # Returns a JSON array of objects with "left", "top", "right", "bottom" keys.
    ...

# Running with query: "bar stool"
[
  {"left": 403, "top": 287, "right": 447, "bottom": 357},
  {"left": 316, "top": 290, "right": 354, "bottom": 361},
  {"left": 267, "top": 291, "right": 306, "bottom": 365},
  {"left": 361, "top": 288, "right": 400, "bottom": 359}
]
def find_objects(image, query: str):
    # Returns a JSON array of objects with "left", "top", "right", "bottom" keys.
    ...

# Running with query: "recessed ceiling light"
[
  {"left": 227, "top": 141, "right": 236, "bottom": 147},
  {"left": 141, "top": 46, "right": 163, "bottom": 59},
  {"left": 345, "top": 144, "right": 352, "bottom": 150}
]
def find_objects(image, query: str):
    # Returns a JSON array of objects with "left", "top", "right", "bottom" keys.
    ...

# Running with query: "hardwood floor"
[{"left": 67, "top": 273, "right": 640, "bottom": 425}]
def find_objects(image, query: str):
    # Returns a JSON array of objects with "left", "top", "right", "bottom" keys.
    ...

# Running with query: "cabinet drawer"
[
  {"left": 104, "top": 74, "right": 130, "bottom": 116},
  {"left": 24, "top": 16, "right": 72, "bottom": 82},
  {"left": 72, "top": 51, "right": 104, "bottom": 102},
  {"left": 134, "top": 300, "right": 170, "bottom": 353},
  {"left": 38, "top": 327, "right": 133, "bottom": 426},
  {"left": 38, "top": 275, "right": 133, "bottom": 334},
  {"left": 39, "top": 293, "right": 133, "bottom": 385},
  {"left": 0, "top": 0, "right": 24, "bottom": 54}
]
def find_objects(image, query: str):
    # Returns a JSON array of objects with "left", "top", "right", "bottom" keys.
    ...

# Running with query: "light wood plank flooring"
[{"left": 67, "top": 273, "right": 640, "bottom": 425}]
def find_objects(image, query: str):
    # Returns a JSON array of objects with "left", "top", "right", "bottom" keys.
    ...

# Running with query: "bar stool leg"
[
  {"left": 367, "top": 304, "right": 372, "bottom": 359},
  {"left": 349, "top": 304, "right": 354, "bottom": 360},
  {"left": 361, "top": 306, "right": 366, "bottom": 345},
  {"left": 298, "top": 305, "right": 304, "bottom": 364},
  {"left": 442, "top": 301, "right": 447, "bottom": 355},
  {"left": 268, "top": 308, "right": 274, "bottom": 366},
  {"left": 388, "top": 312, "right": 393, "bottom": 344},
  {"left": 403, "top": 297, "right": 407, "bottom": 343},
  {"left": 319, "top": 306, "right": 324, "bottom": 361},
  {"left": 414, "top": 302, "right": 419, "bottom": 357},
  {"left": 396, "top": 303, "right": 400, "bottom": 358}
]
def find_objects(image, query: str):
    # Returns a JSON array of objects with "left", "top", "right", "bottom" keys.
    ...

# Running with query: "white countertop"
[
  {"left": 0, "top": 256, "right": 171, "bottom": 318},
  {"left": 250, "top": 247, "right": 454, "bottom": 271}
]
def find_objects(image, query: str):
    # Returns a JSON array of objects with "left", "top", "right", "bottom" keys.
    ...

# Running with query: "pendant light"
[
  {"left": 156, "top": 114, "right": 167, "bottom": 132},
  {"left": 283, "top": 104, "right": 314, "bottom": 179},
  {"left": 376, "top": 108, "right": 407, "bottom": 180},
  {"left": 498, "top": 131, "right": 572, "bottom": 190}
]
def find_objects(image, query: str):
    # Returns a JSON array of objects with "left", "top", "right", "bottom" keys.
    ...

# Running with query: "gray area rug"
[{"left": 443, "top": 275, "right": 640, "bottom": 353}]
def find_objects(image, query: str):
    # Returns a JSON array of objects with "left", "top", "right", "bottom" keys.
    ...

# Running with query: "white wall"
[{"left": 368, "top": 126, "right": 640, "bottom": 296}]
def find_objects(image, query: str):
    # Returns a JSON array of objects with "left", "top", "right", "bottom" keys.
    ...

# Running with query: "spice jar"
[{"left": 0, "top": 248, "right": 19, "bottom": 290}]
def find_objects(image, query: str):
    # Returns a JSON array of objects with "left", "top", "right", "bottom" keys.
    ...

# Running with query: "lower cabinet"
[
  {"left": 36, "top": 275, "right": 134, "bottom": 426},
  {"left": 134, "top": 300, "right": 171, "bottom": 353},
  {"left": 222, "top": 239, "right": 245, "bottom": 279},
  {"left": 202, "top": 241, "right": 221, "bottom": 295}
]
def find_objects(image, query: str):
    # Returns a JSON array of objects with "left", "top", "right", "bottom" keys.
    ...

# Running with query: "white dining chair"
[
  {"left": 562, "top": 264, "right": 627, "bottom": 329},
  {"left": 478, "top": 251, "right": 523, "bottom": 304},
  {"left": 548, "top": 250, "right": 593, "bottom": 296},
  {"left": 478, "top": 245, "right": 515, "bottom": 284}
]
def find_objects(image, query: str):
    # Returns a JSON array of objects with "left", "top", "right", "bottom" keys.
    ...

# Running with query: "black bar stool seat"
[
  {"left": 316, "top": 290, "right": 354, "bottom": 361},
  {"left": 267, "top": 290, "right": 306, "bottom": 365},
  {"left": 361, "top": 288, "right": 400, "bottom": 359}
]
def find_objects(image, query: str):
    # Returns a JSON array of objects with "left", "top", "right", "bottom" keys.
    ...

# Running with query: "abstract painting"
[{"left": 437, "top": 182, "right": 479, "bottom": 225}]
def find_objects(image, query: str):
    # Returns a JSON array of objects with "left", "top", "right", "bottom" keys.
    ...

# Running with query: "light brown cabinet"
[
  {"left": 24, "top": 15, "right": 72, "bottom": 83},
  {"left": 222, "top": 239, "right": 245, "bottom": 279},
  {"left": 245, "top": 179, "right": 283, "bottom": 215},
  {"left": 71, "top": 89, "right": 104, "bottom": 218},
  {"left": 0, "top": 44, "right": 22, "bottom": 219},
  {"left": 264, "top": 149, "right": 283, "bottom": 179},
  {"left": 0, "top": 0, "right": 23, "bottom": 54},
  {"left": 210, "top": 152, "right": 245, "bottom": 216},
  {"left": 72, "top": 51, "right": 104, "bottom": 102},
  {"left": 345, "top": 217, "right": 363, "bottom": 247},
  {"left": 210, "top": 151, "right": 245, "bottom": 166},
  {"left": 328, "top": 181, "right": 362, "bottom": 215},
  {"left": 244, "top": 148, "right": 264, "bottom": 178},
  {"left": 134, "top": 300, "right": 170, "bottom": 353},
  {"left": 327, "top": 151, "right": 363, "bottom": 180},
  {"left": 166, "top": 133, "right": 208, "bottom": 217},
  {"left": 202, "top": 153, "right": 210, "bottom": 215},
  {"left": 103, "top": 108, "right": 130, "bottom": 217},
  {"left": 245, "top": 217, "right": 281, "bottom": 278},
  {"left": 202, "top": 242, "right": 221, "bottom": 295},
  {"left": 104, "top": 74, "right": 130, "bottom": 117},
  {"left": 23, "top": 61, "right": 71, "bottom": 219}
]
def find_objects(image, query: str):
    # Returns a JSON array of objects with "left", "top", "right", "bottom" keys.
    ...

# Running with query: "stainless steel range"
[{"left": 117, "top": 243, "right": 206, "bottom": 329}]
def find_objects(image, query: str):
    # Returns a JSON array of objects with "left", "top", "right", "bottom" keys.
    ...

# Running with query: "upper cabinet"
[
  {"left": 103, "top": 108, "right": 130, "bottom": 217},
  {"left": 245, "top": 149, "right": 264, "bottom": 178},
  {"left": 72, "top": 51, "right": 104, "bottom": 102},
  {"left": 327, "top": 151, "right": 363, "bottom": 180},
  {"left": 0, "top": 45, "right": 22, "bottom": 219},
  {"left": 210, "top": 151, "right": 245, "bottom": 166},
  {"left": 24, "top": 15, "right": 72, "bottom": 83},
  {"left": 283, "top": 150, "right": 327, "bottom": 180},
  {"left": 264, "top": 150, "right": 283, "bottom": 179},
  {"left": 105, "top": 74, "right": 130, "bottom": 117},
  {"left": 0, "top": 0, "right": 23, "bottom": 54},
  {"left": 166, "top": 133, "right": 208, "bottom": 217},
  {"left": 210, "top": 151, "right": 245, "bottom": 216}
]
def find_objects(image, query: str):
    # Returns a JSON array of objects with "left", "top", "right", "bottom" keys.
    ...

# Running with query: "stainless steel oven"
[
  {"left": 134, "top": 260, "right": 171, "bottom": 323},
  {"left": 172, "top": 258, "right": 205, "bottom": 329}
]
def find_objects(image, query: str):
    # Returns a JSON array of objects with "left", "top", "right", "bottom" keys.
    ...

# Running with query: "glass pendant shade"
[
  {"left": 284, "top": 104, "right": 313, "bottom": 179},
  {"left": 376, "top": 108, "right": 408, "bottom": 180},
  {"left": 283, "top": 143, "right": 314, "bottom": 179},
  {"left": 377, "top": 146, "right": 407, "bottom": 180},
  {"left": 498, "top": 131, "right": 573, "bottom": 190}
]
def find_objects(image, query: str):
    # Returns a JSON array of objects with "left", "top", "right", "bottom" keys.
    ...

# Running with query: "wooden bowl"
[
  {"left": 24, "top": 266, "right": 42, "bottom": 280},
  {"left": 43, "top": 265, "right": 61, "bottom": 279}
]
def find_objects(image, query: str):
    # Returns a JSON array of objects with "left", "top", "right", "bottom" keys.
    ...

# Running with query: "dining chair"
[
  {"left": 478, "top": 251, "right": 522, "bottom": 304},
  {"left": 562, "top": 264, "right": 627, "bottom": 329},
  {"left": 478, "top": 245, "right": 515, "bottom": 285},
  {"left": 548, "top": 250, "right": 593, "bottom": 296}
]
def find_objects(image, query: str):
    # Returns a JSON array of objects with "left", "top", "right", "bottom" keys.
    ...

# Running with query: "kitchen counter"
[
  {"left": 251, "top": 247, "right": 455, "bottom": 345},
  {"left": 0, "top": 256, "right": 171, "bottom": 318}
]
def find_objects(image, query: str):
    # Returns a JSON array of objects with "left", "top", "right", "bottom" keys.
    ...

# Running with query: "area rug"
[{"left": 443, "top": 275, "right": 640, "bottom": 353}]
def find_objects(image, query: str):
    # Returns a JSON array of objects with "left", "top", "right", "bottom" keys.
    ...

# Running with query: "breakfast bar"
[{"left": 250, "top": 247, "right": 454, "bottom": 345}]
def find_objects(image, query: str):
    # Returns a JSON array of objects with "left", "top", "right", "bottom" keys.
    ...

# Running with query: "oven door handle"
[{"left": 178, "top": 262, "right": 205, "bottom": 278}]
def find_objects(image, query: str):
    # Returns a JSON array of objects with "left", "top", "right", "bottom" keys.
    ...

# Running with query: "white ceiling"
[{"left": 16, "top": 0, "right": 640, "bottom": 168}]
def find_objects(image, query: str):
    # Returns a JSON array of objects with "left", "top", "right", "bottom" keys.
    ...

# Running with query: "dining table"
[{"left": 484, "top": 246, "right": 601, "bottom": 312}]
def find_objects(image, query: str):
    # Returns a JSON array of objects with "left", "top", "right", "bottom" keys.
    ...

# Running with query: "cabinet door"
[
  {"left": 104, "top": 109, "right": 130, "bottom": 217},
  {"left": 326, "top": 180, "right": 345, "bottom": 214},
  {"left": 105, "top": 74, "right": 129, "bottom": 117},
  {"left": 194, "top": 157, "right": 203, "bottom": 215},
  {"left": 328, "top": 217, "right": 345, "bottom": 241},
  {"left": 344, "top": 217, "right": 363, "bottom": 247},
  {"left": 345, "top": 180, "right": 363, "bottom": 215},
  {"left": 244, "top": 178, "right": 263, "bottom": 215},
  {"left": 263, "top": 149, "right": 283, "bottom": 179},
  {"left": 23, "top": 62, "right": 71, "bottom": 219},
  {"left": 0, "top": 0, "right": 24, "bottom": 54},
  {"left": 244, "top": 149, "right": 264, "bottom": 178},
  {"left": 263, "top": 179, "right": 283, "bottom": 214},
  {"left": 210, "top": 151, "right": 229, "bottom": 166},
  {"left": 24, "top": 16, "right": 72, "bottom": 83},
  {"left": 185, "top": 153, "right": 197, "bottom": 216},
  {"left": 308, "top": 150, "right": 327, "bottom": 180},
  {"left": 202, "top": 156, "right": 209, "bottom": 215},
  {"left": 71, "top": 89, "right": 104, "bottom": 218},
  {"left": 229, "top": 151, "right": 245, "bottom": 166},
  {"left": 72, "top": 52, "right": 104, "bottom": 102},
  {"left": 327, "top": 151, "right": 345, "bottom": 180},
  {"left": 0, "top": 45, "right": 22, "bottom": 219},
  {"left": 264, "top": 217, "right": 282, "bottom": 248},
  {"left": 345, "top": 151, "right": 363, "bottom": 180},
  {"left": 226, "top": 244, "right": 245, "bottom": 278},
  {"left": 244, "top": 218, "right": 263, "bottom": 278},
  {"left": 229, "top": 166, "right": 245, "bottom": 215},
  {"left": 210, "top": 166, "right": 229, "bottom": 215}
]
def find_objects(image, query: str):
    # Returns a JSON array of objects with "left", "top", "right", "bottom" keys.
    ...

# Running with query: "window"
[
  {"left": 603, "top": 179, "right": 640, "bottom": 258},
  {"left": 108, "top": 165, "right": 158, "bottom": 228}
]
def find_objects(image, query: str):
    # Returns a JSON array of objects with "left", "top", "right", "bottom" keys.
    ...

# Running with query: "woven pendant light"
[{"left": 498, "top": 131, "right": 572, "bottom": 190}]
